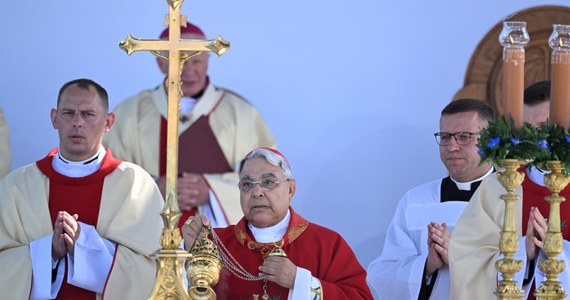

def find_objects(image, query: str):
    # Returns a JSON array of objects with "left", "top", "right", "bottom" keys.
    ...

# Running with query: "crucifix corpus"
[{"left": 119, "top": 0, "right": 229, "bottom": 299}]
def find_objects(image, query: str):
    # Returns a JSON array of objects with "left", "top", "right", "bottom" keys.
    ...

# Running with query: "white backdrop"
[{"left": 1, "top": 1, "right": 567, "bottom": 271}]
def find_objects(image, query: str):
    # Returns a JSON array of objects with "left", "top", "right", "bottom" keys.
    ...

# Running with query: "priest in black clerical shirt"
[{"left": 366, "top": 98, "right": 495, "bottom": 300}]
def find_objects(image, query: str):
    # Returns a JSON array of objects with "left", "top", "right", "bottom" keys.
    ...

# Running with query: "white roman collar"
[
  {"left": 180, "top": 97, "right": 197, "bottom": 114},
  {"left": 151, "top": 82, "right": 218, "bottom": 133},
  {"left": 52, "top": 146, "right": 106, "bottom": 178},
  {"left": 248, "top": 209, "right": 291, "bottom": 243},
  {"left": 451, "top": 166, "right": 494, "bottom": 191}
]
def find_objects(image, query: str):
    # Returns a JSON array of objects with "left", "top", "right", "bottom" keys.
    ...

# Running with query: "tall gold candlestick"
[
  {"left": 549, "top": 24, "right": 570, "bottom": 130},
  {"left": 535, "top": 161, "right": 570, "bottom": 299},
  {"left": 499, "top": 21, "right": 529, "bottom": 128},
  {"left": 495, "top": 159, "right": 526, "bottom": 300}
]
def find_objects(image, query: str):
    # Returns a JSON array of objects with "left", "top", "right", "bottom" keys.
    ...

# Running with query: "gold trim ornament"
[{"left": 266, "top": 240, "right": 287, "bottom": 258}]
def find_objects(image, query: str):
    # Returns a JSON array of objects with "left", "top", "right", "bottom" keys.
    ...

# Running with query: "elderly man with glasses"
[
  {"left": 366, "top": 98, "right": 495, "bottom": 300},
  {"left": 182, "top": 147, "right": 373, "bottom": 300}
]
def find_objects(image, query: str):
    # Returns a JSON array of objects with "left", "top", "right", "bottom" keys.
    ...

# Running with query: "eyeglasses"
[
  {"left": 238, "top": 178, "right": 289, "bottom": 192},
  {"left": 434, "top": 132, "right": 477, "bottom": 146}
]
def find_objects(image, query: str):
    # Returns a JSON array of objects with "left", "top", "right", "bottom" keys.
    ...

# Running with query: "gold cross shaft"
[{"left": 118, "top": 0, "right": 229, "bottom": 299}]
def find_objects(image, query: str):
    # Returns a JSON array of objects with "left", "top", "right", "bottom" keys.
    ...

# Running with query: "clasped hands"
[
  {"left": 425, "top": 222, "right": 451, "bottom": 277},
  {"left": 156, "top": 172, "right": 210, "bottom": 211},
  {"left": 526, "top": 206, "right": 548, "bottom": 261},
  {"left": 52, "top": 211, "right": 81, "bottom": 261},
  {"left": 181, "top": 216, "right": 297, "bottom": 289}
]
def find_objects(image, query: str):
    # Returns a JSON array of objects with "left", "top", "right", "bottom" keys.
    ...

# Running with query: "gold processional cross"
[{"left": 119, "top": 0, "right": 229, "bottom": 299}]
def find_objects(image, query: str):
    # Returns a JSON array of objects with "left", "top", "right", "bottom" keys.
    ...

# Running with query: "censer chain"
[{"left": 207, "top": 226, "right": 267, "bottom": 281}]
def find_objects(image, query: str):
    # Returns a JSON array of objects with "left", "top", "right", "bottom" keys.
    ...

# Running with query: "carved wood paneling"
[{"left": 453, "top": 5, "right": 570, "bottom": 116}]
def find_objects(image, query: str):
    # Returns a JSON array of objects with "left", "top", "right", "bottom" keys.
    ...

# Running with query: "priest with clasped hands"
[
  {"left": 182, "top": 147, "right": 373, "bottom": 299},
  {"left": 0, "top": 79, "right": 164, "bottom": 299}
]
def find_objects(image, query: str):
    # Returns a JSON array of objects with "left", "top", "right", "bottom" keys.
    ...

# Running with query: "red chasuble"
[
  {"left": 521, "top": 176, "right": 570, "bottom": 238},
  {"left": 211, "top": 208, "right": 373, "bottom": 299},
  {"left": 36, "top": 149, "right": 122, "bottom": 300},
  {"left": 159, "top": 94, "right": 233, "bottom": 229},
  {"left": 520, "top": 175, "right": 570, "bottom": 300}
]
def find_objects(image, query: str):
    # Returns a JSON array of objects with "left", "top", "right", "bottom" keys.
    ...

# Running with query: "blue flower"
[
  {"left": 510, "top": 138, "right": 521, "bottom": 145},
  {"left": 538, "top": 139, "right": 550, "bottom": 150},
  {"left": 566, "top": 135, "right": 570, "bottom": 143},
  {"left": 488, "top": 137, "right": 501, "bottom": 149}
]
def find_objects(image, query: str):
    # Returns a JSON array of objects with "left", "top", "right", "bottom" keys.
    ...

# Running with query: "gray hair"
[{"left": 238, "top": 148, "right": 293, "bottom": 179}]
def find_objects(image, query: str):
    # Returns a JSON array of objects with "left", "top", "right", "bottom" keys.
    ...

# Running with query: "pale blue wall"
[{"left": 1, "top": 0, "right": 568, "bottom": 277}]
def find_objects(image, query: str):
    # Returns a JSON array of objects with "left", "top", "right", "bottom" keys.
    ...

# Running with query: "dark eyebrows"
[
  {"left": 59, "top": 107, "right": 96, "bottom": 114},
  {"left": 240, "top": 175, "right": 253, "bottom": 181}
]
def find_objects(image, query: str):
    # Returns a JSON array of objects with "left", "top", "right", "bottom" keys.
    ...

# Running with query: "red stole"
[
  {"left": 520, "top": 174, "right": 570, "bottom": 300},
  {"left": 158, "top": 94, "right": 233, "bottom": 229},
  {"left": 36, "top": 148, "right": 122, "bottom": 300},
  {"left": 521, "top": 175, "right": 570, "bottom": 238}
]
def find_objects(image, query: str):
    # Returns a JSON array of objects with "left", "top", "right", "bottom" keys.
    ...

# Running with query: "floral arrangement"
[
  {"left": 534, "top": 123, "right": 570, "bottom": 172},
  {"left": 477, "top": 117, "right": 570, "bottom": 172}
]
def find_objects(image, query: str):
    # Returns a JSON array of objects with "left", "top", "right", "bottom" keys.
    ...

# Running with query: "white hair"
[{"left": 238, "top": 148, "right": 292, "bottom": 179}]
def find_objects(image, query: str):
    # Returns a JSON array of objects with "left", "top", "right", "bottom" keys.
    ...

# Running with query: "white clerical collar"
[
  {"left": 451, "top": 166, "right": 494, "bottom": 191},
  {"left": 248, "top": 209, "right": 291, "bottom": 243},
  {"left": 153, "top": 83, "right": 217, "bottom": 132},
  {"left": 180, "top": 97, "right": 197, "bottom": 113},
  {"left": 179, "top": 97, "right": 197, "bottom": 123},
  {"left": 526, "top": 165, "right": 549, "bottom": 187},
  {"left": 52, "top": 146, "right": 106, "bottom": 178}
]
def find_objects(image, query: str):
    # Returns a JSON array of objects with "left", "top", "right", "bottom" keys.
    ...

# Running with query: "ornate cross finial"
[{"left": 119, "top": 1, "right": 229, "bottom": 299}]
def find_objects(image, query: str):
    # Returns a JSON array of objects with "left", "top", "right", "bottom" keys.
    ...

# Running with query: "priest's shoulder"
[
  {"left": 478, "top": 172, "right": 502, "bottom": 190},
  {"left": 303, "top": 221, "right": 348, "bottom": 242},
  {"left": 112, "top": 160, "right": 156, "bottom": 182},
  {"left": 401, "top": 178, "right": 442, "bottom": 200},
  {"left": 214, "top": 86, "right": 252, "bottom": 105},
  {"left": 114, "top": 87, "right": 157, "bottom": 112},
  {"left": 0, "top": 162, "right": 44, "bottom": 190}
]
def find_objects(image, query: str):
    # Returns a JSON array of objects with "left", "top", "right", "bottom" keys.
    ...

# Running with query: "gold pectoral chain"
[{"left": 208, "top": 227, "right": 267, "bottom": 281}]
